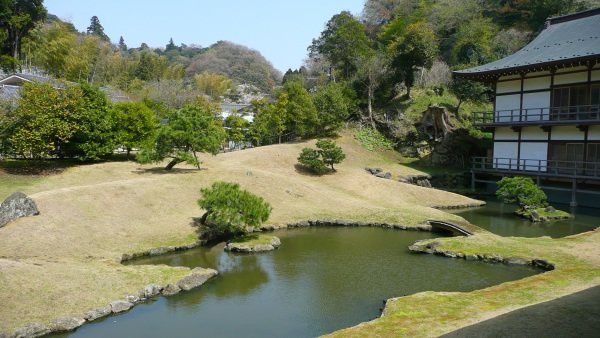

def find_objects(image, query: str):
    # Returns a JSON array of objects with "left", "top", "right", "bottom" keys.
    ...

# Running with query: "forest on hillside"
[{"left": 1, "top": 0, "right": 599, "bottom": 167}]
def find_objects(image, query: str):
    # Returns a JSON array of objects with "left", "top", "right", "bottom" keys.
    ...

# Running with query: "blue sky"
[{"left": 45, "top": 0, "right": 365, "bottom": 72}]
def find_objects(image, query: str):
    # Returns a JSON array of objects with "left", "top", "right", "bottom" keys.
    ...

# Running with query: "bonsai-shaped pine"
[
  {"left": 297, "top": 139, "right": 346, "bottom": 174},
  {"left": 496, "top": 176, "right": 548, "bottom": 210},
  {"left": 198, "top": 182, "right": 272, "bottom": 240},
  {"left": 137, "top": 104, "right": 226, "bottom": 170}
]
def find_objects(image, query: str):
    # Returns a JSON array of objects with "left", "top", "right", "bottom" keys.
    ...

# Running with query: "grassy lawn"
[
  {"left": 0, "top": 131, "right": 479, "bottom": 334},
  {"left": 230, "top": 234, "right": 277, "bottom": 246}
]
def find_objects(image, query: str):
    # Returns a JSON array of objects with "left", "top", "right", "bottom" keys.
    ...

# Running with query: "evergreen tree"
[
  {"left": 86, "top": 16, "right": 109, "bottom": 41},
  {"left": 166, "top": 37, "right": 176, "bottom": 51},
  {"left": 118, "top": 36, "right": 127, "bottom": 51}
]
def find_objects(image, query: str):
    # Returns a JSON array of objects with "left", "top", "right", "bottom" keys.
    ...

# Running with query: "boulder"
[
  {"left": 110, "top": 300, "right": 133, "bottom": 313},
  {"left": 161, "top": 284, "right": 182, "bottom": 296},
  {"left": 0, "top": 192, "right": 39, "bottom": 228},
  {"left": 11, "top": 323, "right": 51, "bottom": 338},
  {"left": 84, "top": 306, "right": 112, "bottom": 322},
  {"left": 176, "top": 268, "right": 218, "bottom": 291},
  {"left": 224, "top": 236, "right": 281, "bottom": 253},
  {"left": 143, "top": 284, "right": 162, "bottom": 298},
  {"left": 365, "top": 167, "right": 382, "bottom": 175},
  {"left": 49, "top": 316, "right": 85, "bottom": 332},
  {"left": 375, "top": 172, "right": 392, "bottom": 179},
  {"left": 545, "top": 206, "right": 556, "bottom": 212}
]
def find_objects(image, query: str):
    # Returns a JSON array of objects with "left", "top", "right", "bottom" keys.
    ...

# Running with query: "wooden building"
[{"left": 454, "top": 8, "right": 600, "bottom": 207}]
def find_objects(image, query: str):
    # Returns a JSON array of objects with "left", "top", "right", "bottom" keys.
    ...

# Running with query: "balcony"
[
  {"left": 472, "top": 105, "right": 600, "bottom": 127},
  {"left": 472, "top": 157, "right": 600, "bottom": 180}
]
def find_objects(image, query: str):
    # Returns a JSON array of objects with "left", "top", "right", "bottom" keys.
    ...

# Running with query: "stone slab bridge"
[{"left": 426, "top": 220, "right": 474, "bottom": 237}]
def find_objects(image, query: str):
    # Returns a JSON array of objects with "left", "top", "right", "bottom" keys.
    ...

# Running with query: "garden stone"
[
  {"left": 545, "top": 206, "right": 556, "bottom": 212},
  {"left": 162, "top": 284, "right": 181, "bottom": 296},
  {"left": 84, "top": 306, "right": 112, "bottom": 321},
  {"left": 110, "top": 300, "right": 133, "bottom": 313},
  {"left": 11, "top": 323, "right": 51, "bottom": 338},
  {"left": 0, "top": 192, "right": 39, "bottom": 228},
  {"left": 49, "top": 317, "right": 85, "bottom": 332},
  {"left": 177, "top": 268, "right": 218, "bottom": 291},
  {"left": 375, "top": 172, "right": 392, "bottom": 179},
  {"left": 143, "top": 284, "right": 162, "bottom": 298}
]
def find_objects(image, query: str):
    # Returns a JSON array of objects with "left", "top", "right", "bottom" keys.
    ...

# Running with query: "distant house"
[
  {"left": 454, "top": 8, "right": 600, "bottom": 207},
  {"left": 0, "top": 72, "right": 130, "bottom": 102}
]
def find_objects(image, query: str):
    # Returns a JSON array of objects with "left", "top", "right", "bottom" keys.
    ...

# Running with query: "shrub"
[
  {"left": 354, "top": 127, "right": 394, "bottom": 151},
  {"left": 198, "top": 182, "right": 272, "bottom": 239},
  {"left": 297, "top": 139, "right": 346, "bottom": 174},
  {"left": 496, "top": 176, "right": 548, "bottom": 209},
  {"left": 298, "top": 147, "right": 328, "bottom": 174}
]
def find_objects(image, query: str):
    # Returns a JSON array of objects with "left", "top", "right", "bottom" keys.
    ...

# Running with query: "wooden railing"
[
  {"left": 472, "top": 105, "right": 600, "bottom": 125},
  {"left": 471, "top": 157, "right": 600, "bottom": 179}
]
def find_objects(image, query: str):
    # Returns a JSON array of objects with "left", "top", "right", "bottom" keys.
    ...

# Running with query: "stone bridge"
[{"left": 427, "top": 220, "right": 473, "bottom": 237}]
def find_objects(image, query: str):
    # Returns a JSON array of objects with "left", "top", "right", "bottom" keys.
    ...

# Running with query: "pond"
[
  {"left": 449, "top": 199, "right": 600, "bottom": 238},
  {"left": 54, "top": 227, "right": 539, "bottom": 338}
]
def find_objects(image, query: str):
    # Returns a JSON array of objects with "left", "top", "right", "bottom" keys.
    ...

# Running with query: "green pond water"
[
  {"left": 55, "top": 227, "right": 539, "bottom": 338},
  {"left": 449, "top": 199, "right": 600, "bottom": 238}
]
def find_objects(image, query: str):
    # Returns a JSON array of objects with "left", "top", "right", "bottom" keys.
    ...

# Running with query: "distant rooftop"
[{"left": 454, "top": 7, "right": 600, "bottom": 81}]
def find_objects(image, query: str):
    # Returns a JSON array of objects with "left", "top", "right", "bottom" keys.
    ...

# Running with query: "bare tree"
[{"left": 356, "top": 53, "right": 389, "bottom": 128}]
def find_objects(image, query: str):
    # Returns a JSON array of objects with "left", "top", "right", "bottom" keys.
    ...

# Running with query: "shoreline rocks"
[{"left": 0, "top": 192, "right": 39, "bottom": 228}]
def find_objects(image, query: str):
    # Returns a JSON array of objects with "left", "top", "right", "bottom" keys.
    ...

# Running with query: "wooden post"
[
  {"left": 570, "top": 179, "right": 578, "bottom": 207},
  {"left": 471, "top": 171, "right": 475, "bottom": 192}
]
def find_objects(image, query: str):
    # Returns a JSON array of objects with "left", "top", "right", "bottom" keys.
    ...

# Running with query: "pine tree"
[
  {"left": 166, "top": 38, "right": 176, "bottom": 51},
  {"left": 118, "top": 36, "right": 127, "bottom": 51},
  {"left": 86, "top": 16, "right": 109, "bottom": 41}
]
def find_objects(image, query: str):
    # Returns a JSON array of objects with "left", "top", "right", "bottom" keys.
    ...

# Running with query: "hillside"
[{"left": 186, "top": 41, "right": 282, "bottom": 93}]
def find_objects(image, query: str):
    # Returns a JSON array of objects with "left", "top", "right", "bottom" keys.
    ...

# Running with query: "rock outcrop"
[
  {"left": 225, "top": 236, "right": 281, "bottom": 253},
  {"left": 49, "top": 317, "right": 85, "bottom": 332},
  {"left": 365, "top": 167, "right": 392, "bottom": 180},
  {"left": 0, "top": 192, "right": 39, "bottom": 228},
  {"left": 398, "top": 174, "right": 432, "bottom": 188},
  {"left": 177, "top": 268, "right": 218, "bottom": 291}
]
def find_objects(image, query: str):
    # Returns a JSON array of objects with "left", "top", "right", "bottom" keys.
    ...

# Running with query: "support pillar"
[
  {"left": 471, "top": 171, "right": 475, "bottom": 192},
  {"left": 570, "top": 179, "right": 578, "bottom": 207}
]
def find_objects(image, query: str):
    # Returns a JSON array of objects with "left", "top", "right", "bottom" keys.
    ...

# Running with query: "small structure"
[{"left": 454, "top": 8, "right": 600, "bottom": 207}]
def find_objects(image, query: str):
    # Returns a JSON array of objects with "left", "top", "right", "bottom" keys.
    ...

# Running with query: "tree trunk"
[
  {"left": 406, "top": 85, "right": 411, "bottom": 98},
  {"left": 455, "top": 100, "right": 463, "bottom": 122},
  {"left": 165, "top": 158, "right": 182, "bottom": 170},
  {"left": 367, "top": 86, "right": 376, "bottom": 128},
  {"left": 192, "top": 151, "right": 201, "bottom": 169},
  {"left": 126, "top": 148, "right": 131, "bottom": 160}
]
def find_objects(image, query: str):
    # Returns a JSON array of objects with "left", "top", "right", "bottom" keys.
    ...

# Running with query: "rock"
[
  {"left": 161, "top": 283, "right": 182, "bottom": 296},
  {"left": 84, "top": 306, "right": 112, "bottom": 322},
  {"left": 504, "top": 257, "right": 529, "bottom": 265},
  {"left": 375, "top": 172, "right": 392, "bottom": 179},
  {"left": 529, "top": 210, "right": 541, "bottom": 222},
  {"left": 532, "top": 259, "right": 555, "bottom": 270},
  {"left": 149, "top": 247, "right": 170, "bottom": 256},
  {"left": 545, "top": 206, "right": 556, "bottom": 212},
  {"left": 110, "top": 300, "right": 133, "bottom": 313},
  {"left": 225, "top": 236, "right": 281, "bottom": 253},
  {"left": 365, "top": 167, "right": 382, "bottom": 175},
  {"left": 177, "top": 268, "right": 218, "bottom": 291},
  {"left": 49, "top": 316, "right": 85, "bottom": 332},
  {"left": 11, "top": 323, "right": 51, "bottom": 338},
  {"left": 125, "top": 294, "right": 140, "bottom": 303},
  {"left": 143, "top": 284, "right": 162, "bottom": 298},
  {"left": 0, "top": 192, "right": 39, "bottom": 228}
]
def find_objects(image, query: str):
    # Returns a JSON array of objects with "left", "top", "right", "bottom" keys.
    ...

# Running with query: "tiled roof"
[{"left": 454, "top": 8, "right": 600, "bottom": 80}]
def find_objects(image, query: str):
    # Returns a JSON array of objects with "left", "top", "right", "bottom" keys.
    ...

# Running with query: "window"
[
  {"left": 552, "top": 85, "right": 588, "bottom": 120},
  {"left": 548, "top": 142, "right": 584, "bottom": 174}
]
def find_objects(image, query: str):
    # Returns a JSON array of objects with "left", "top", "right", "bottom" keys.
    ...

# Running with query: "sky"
[{"left": 45, "top": 0, "right": 366, "bottom": 72}]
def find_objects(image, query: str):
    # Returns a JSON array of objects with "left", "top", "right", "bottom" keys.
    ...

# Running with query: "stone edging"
[
  {"left": 431, "top": 202, "right": 486, "bottom": 210},
  {"left": 260, "top": 219, "right": 433, "bottom": 232},
  {"left": 120, "top": 240, "right": 205, "bottom": 262},
  {"left": 6, "top": 268, "right": 217, "bottom": 338},
  {"left": 408, "top": 240, "right": 555, "bottom": 270}
]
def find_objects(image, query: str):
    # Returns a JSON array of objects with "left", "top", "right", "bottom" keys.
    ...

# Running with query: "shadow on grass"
[
  {"left": 293, "top": 163, "right": 336, "bottom": 177},
  {"left": 0, "top": 159, "right": 80, "bottom": 176},
  {"left": 132, "top": 167, "right": 204, "bottom": 175}
]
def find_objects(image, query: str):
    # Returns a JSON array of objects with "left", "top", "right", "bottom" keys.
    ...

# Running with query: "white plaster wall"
[
  {"left": 554, "top": 71, "right": 587, "bottom": 85},
  {"left": 521, "top": 127, "right": 548, "bottom": 140},
  {"left": 496, "top": 80, "right": 520, "bottom": 94},
  {"left": 522, "top": 91, "right": 550, "bottom": 121},
  {"left": 551, "top": 126, "right": 585, "bottom": 141},
  {"left": 592, "top": 70, "right": 600, "bottom": 81},
  {"left": 493, "top": 142, "right": 518, "bottom": 169},
  {"left": 520, "top": 142, "right": 548, "bottom": 171},
  {"left": 523, "top": 76, "right": 550, "bottom": 91},
  {"left": 495, "top": 94, "right": 520, "bottom": 122},
  {"left": 589, "top": 125, "right": 600, "bottom": 141},
  {"left": 494, "top": 127, "right": 519, "bottom": 140}
]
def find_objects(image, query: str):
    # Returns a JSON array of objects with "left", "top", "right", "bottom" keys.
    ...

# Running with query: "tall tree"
[
  {"left": 193, "top": 73, "right": 233, "bottom": 100},
  {"left": 86, "top": 15, "right": 109, "bottom": 41},
  {"left": 356, "top": 52, "right": 388, "bottom": 127},
  {"left": 309, "top": 11, "right": 372, "bottom": 80},
  {"left": 118, "top": 36, "right": 127, "bottom": 51},
  {"left": 0, "top": 0, "right": 47, "bottom": 62},
  {"left": 279, "top": 80, "right": 318, "bottom": 138},
  {"left": 165, "top": 37, "right": 176, "bottom": 51},
  {"left": 389, "top": 22, "right": 438, "bottom": 97}
]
